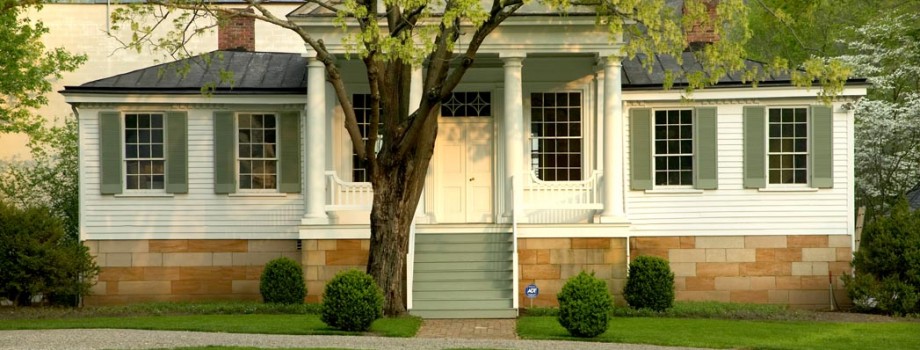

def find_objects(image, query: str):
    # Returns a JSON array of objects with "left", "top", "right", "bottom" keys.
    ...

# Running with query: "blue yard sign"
[{"left": 525, "top": 284, "right": 539, "bottom": 299}]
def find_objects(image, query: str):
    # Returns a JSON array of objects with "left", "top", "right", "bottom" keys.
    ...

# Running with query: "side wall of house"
[
  {"left": 79, "top": 107, "right": 305, "bottom": 240},
  {"left": 623, "top": 98, "right": 853, "bottom": 236}
]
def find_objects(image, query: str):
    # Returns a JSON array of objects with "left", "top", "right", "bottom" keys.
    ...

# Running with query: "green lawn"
[
  {"left": 0, "top": 314, "right": 420, "bottom": 338},
  {"left": 518, "top": 316, "right": 920, "bottom": 350}
]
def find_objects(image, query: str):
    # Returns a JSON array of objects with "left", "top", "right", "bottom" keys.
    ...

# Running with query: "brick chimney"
[
  {"left": 218, "top": 9, "right": 255, "bottom": 51},
  {"left": 684, "top": 0, "right": 719, "bottom": 49}
]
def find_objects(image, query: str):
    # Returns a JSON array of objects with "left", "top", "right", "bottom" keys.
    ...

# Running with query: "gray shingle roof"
[
  {"left": 65, "top": 50, "right": 864, "bottom": 95},
  {"left": 908, "top": 185, "right": 920, "bottom": 210},
  {"left": 63, "top": 51, "right": 307, "bottom": 95}
]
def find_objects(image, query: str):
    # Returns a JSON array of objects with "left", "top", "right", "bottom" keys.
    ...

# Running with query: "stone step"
[{"left": 409, "top": 308, "right": 518, "bottom": 319}]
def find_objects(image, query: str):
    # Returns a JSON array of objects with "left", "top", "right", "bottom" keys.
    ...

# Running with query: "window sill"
[
  {"left": 758, "top": 187, "right": 819, "bottom": 192},
  {"left": 115, "top": 192, "right": 174, "bottom": 198},
  {"left": 228, "top": 192, "right": 288, "bottom": 197},
  {"left": 644, "top": 188, "right": 704, "bottom": 194}
]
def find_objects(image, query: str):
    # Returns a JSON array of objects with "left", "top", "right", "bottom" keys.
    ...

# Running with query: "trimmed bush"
[
  {"left": 623, "top": 255, "right": 675, "bottom": 312},
  {"left": 321, "top": 270, "right": 384, "bottom": 332},
  {"left": 259, "top": 257, "right": 306, "bottom": 304},
  {"left": 556, "top": 271, "right": 613, "bottom": 338},
  {"left": 0, "top": 201, "right": 97, "bottom": 306},
  {"left": 845, "top": 199, "right": 920, "bottom": 315}
]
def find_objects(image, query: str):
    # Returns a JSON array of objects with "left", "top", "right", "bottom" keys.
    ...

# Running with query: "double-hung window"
[
  {"left": 237, "top": 113, "right": 278, "bottom": 190},
  {"left": 213, "top": 111, "right": 300, "bottom": 194},
  {"left": 630, "top": 107, "right": 718, "bottom": 190},
  {"left": 653, "top": 110, "right": 694, "bottom": 186},
  {"left": 767, "top": 107, "right": 808, "bottom": 184},
  {"left": 99, "top": 111, "right": 187, "bottom": 195},
  {"left": 124, "top": 113, "right": 166, "bottom": 190},
  {"left": 530, "top": 92, "right": 583, "bottom": 181},
  {"left": 742, "top": 105, "right": 833, "bottom": 189}
]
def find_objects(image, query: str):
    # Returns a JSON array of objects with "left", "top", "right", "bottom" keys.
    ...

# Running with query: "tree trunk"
[{"left": 366, "top": 132, "right": 435, "bottom": 316}]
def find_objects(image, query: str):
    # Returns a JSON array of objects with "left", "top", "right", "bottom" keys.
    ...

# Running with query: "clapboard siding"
[
  {"left": 625, "top": 102, "right": 851, "bottom": 236},
  {"left": 80, "top": 108, "right": 304, "bottom": 240}
]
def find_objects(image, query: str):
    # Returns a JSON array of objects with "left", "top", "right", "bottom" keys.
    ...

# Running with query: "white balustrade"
[
  {"left": 324, "top": 171, "right": 374, "bottom": 211},
  {"left": 522, "top": 170, "right": 603, "bottom": 210}
]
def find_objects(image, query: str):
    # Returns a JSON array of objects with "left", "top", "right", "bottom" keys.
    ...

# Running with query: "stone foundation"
[
  {"left": 630, "top": 235, "right": 852, "bottom": 309},
  {"left": 84, "top": 239, "right": 300, "bottom": 305},
  {"left": 302, "top": 239, "right": 370, "bottom": 303},
  {"left": 517, "top": 238, "right": 628, "bottom": 307}
]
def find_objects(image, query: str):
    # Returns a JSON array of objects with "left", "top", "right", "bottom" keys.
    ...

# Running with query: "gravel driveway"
[{"left": 0, "top": 329, "right": 709, "bottom": 350}]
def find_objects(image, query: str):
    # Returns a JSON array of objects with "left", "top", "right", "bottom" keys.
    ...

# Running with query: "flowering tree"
[{"left": 841, "top": 13, "right": 920, "bottom": 218}]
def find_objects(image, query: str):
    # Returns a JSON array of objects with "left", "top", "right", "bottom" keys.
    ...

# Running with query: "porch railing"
[
  {"left": 324, "top": 169, "right": 603, "bottom": 213},
  {"left": 522, "top": 170, "right": 603, "bottom": 210},
  {"left": 325, "top": 171, "right": 373, "bottom": 211}
]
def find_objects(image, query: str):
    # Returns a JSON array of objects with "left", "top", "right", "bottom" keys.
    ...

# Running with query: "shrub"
[
  {"left": 259, "top": 257, "right": 306, "bottom": 304},
  {"left": 845, "top": 199, "right": 920, "bottom": 315},
  {"left": 556, "top": 271, "right": 613, "bottom": 338},
  {"left": 0, "top": 200, "right": 98, "bottom": 306},
  {"left": 321, "top": 270, "right": 384, "bottom": 332},
  {"left": 623, "top": 255, "right": 675, "bottom": 312}
]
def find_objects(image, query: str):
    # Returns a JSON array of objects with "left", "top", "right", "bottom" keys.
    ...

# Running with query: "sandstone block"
[
  {"left": 301, "top": 239, "right": 318, "bottom": 251},
  {"left": 828, "top": 235, "right": 852, "bottom": 248},
  {"left": 670, "top": 262, "right": 697, "bottom": 277},
  {"left": 768, "top": 290, "right": 789, "bottom": 303},
  {"left": 726, "top": 249, "right": 756, "bottom": 262},
  {"left": 776, "top": 276, "right": 801, "bottom": 289},
  {"left": 326, "top": 249, "right": 369, "bottom": 266},
  {"left": 715, "top": 276, "right": 751, "bottom": 290},
  {"left": 731, "top": 290, "right": 768, "bottom": 303},
  {"left": 572, "top": 238, "right": 612, "bottom": 249},
  {"left": 188, "top": 240, "right": 248, "bottom": 253},
  {"left": 705, "top": 249, "right": 726, "bottom": 262},
  {"left": 788, "top": 235, "right": 828, "bottom": 248},
  {"left": 802, "top": 248, "right": 837, "bottom": 262},
  {"left": 131, "top": 253, "right": 162, "bottom": 267},
  {"left": 775, "top": 248, "right": 803, "bottom": 262},
  {"left": 632, "top": 237, "right": 680, "bottom": 249},
  {"left": 105, "top": 253, "right": 132, "bottom": 267},
  {"left": 696, "top": 263, "right": 739, "bottom": 277},
  {"left": 525, "top": 238, "right": 571, "bottom": 249},
  {"left": 751, "top": 277, "right": 776, "bottom": 290},
  {"left": 98, "top": 267, "right": 144, "bottom": 281},
  {"left": 679, "top": 237, "right": 696, "bottom": 249},
  {"left": 755, "top": 248, "right": 776, "bottom": 262},
  {"left": 231, "top": 280, "right": 260, "bottom": 294},
  {"left": 669, "top": 249, "right": 706, "bottom": 262},
  {"left": 336, "top": 239, "right": 364, "bottom": 250},
  {"left": 249, "top": 240, "right": 297, "bottom": 252},
  {"left": 685, "top": 277, "right": 715, "bottom": 291},
  {"left": 149, "top": 240, "right": 189, "bottom": 253},
  {"left": 522, "top": 265, "right": 561, "bottom": 280},
  {"left": 744, "top": 236, "right": 787, "bottom": 248},
  {"left": 143, "top": 267, "right": 181, "bottom": 281},
  {"left": 695, "top": 236, "right": 745, "bottom": 249},
  {"left": 836, "top": 248, "right": 853, "bottom": 262},
  {"left": 212, "top": 253, "right": 233, "bottom": 266},
  {"left": 163, "top": 253, "right": 213, "bottom": 267},
  {"left": 99, "top": 240, "right": 149, "bottom": 253},
  {"left": 119, "top": 281, "right": 171, "bottom": 295}
]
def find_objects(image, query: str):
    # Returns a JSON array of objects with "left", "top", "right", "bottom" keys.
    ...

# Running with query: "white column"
[
  {"left": 410, "top": 66, "right": 428, "bottom": 222},
  {"left": 303, "top": 57, "right": 329, "bottom": 224},
  {"left": 599, "top": 56, "right": 625, "bottom": 222},
  {"left": 501, "top": 54, "right": 525, "bottom": 217}
]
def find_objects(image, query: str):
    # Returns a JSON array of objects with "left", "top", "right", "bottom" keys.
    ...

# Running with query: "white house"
[{"left": 62, "top": 3, "right": 866, "bottom": 318}]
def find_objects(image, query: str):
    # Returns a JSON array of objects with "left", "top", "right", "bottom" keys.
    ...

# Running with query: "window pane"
[
  {"left": 139, "top": 115, "right": 150, "bottom": 128},
  {"left": 151, "top": 145, "right": 163, "bottom": 158},
  {"left": 139, "top": 145, "right": 150, "bottom": 158},
  {"left": 125, "top": 115, "right": 137, "bottom": 128},
  {"left": 530, "top": 92, "right": 582, "bottom": 181},
  {"left": 125, "top": 130, "right": 138, "bottom": 143}
]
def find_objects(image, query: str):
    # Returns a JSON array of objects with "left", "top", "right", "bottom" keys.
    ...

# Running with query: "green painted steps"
[{"left": 410, "top": 231, "right": 517, "bottom": 319}]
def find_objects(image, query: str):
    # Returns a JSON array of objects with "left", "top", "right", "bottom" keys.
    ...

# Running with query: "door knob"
[{"left": 469, "top": 177, "right": 475, "bottom": 182}]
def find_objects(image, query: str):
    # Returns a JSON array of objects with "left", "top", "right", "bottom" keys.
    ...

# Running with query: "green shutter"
[
  {"left": 99, "top": 111, "right": 123, "bottom": 195},
  {"left": 214, "top": 111, "right": 236, "bottom": 194},
  {"left": 810, "top": 105, "right": 834, "bottom": 188},
  {"left": 743, "top": 106, "right": 767, "bottom": 189},
  {"left": 278, "top": 111, "right": 302, "bottom": 193},
  {"left": 165, "top": 112, "right": 188, "bottom": 194},
  {"left": 630, "top": 108, "right": 653, "bottom": 190},
  {"left": 694, "top": 107, "right": 718, "bottom": 190}
]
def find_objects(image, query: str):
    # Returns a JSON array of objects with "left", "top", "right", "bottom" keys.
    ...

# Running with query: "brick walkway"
[{"left": 415, "top": 319, "right": 518, "bottom": 339}]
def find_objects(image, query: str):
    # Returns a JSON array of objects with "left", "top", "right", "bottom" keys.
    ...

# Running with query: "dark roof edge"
[
  {"left": 622, "top": 78, "right": 869, "bottom": 91},
  {"left": 61, "top": 87, "right": 308, "bottom": 95}
]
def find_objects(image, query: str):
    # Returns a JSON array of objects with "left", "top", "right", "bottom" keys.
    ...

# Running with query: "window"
[
  {"left": 237, "top": 113, "right": 278, "bottom": 190},
  {"left": 124, "top": 113, "right": 165, "bottom": 190},
  {"left": 352, "top": 94, "right": 377, "bottom": 182},
  {"left": 441, "top": 91, "right": 491, "bottom": 117},
  {"left": 530, "top": 92, "right": 582, "bottom": 181},
  {"left": 654, "top": 110, "right": 694, "bottom": 186},
  {"left": 767, "top": 107, "right": 808, "bottom": 184}
]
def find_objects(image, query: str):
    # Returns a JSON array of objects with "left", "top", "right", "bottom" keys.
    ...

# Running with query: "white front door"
[{"left": 435, "top": 119, "right": 494, "bottom": 223}]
